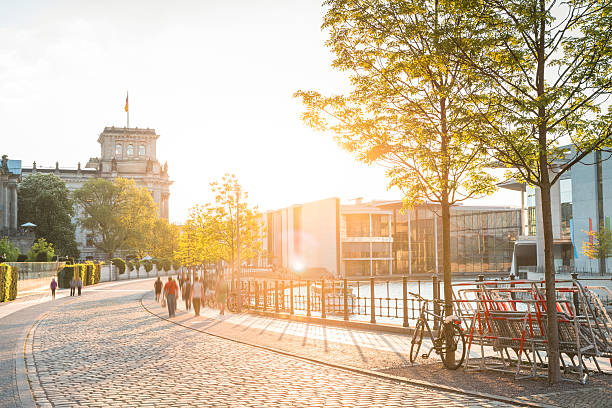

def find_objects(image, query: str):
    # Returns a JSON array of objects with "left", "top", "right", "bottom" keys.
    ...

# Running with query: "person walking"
[
  {"left": 69, "top": 277, "right": 76, "bottom": 296},
  {"left": 191, "top": 276, "right": 203, "bottom": 317},
  {"left": 162, "top": 276, "right": 179, "bottom": 318},
  {"left": 215, "top": 275, "right": 228, "bottom": 315},
  {"left": 76, "top": 276, "right": 83, "bottom": 296},
  {"left": 154, "top": 277, "right": 163, "bottom": 302},
  {"left": 184, "top": 278, "right": 192, "bottom": 310},
  {"left": 50, "top": 278, "right": 57, "bottom": 300}
]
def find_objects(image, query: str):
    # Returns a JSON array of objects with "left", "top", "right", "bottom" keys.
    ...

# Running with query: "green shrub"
[
  {"left": 172, "top": 259, "right": 181, "bottom": 270},
  {"left": 0, "top": 264, "right": 18, "bottom": 302},
  {"left": 28, "top": 238, "right": 55, "bottom": 262},
  {"left": 142, "top": 259, "right": 153, "bottom": 273},
  {"left": 0, "top": 238, "right": 20, "bottom": 262},
  {"left": 133, "top": 260, "right": 140, "bottom": 271},
  {"left": 152, "top": 258, "right": 162, "bottom": 270},
  {"left": 16, "top": 254, "right": 28, "bottom": 262},
  {"left": 162, "top": 258, "right": 171, "bottom": 272},
  {"left": 127, "top": 260, "right": 134, "bottom": 272},
  {"left": 111, "top": 258, "right": 126, "bottom": 274}
]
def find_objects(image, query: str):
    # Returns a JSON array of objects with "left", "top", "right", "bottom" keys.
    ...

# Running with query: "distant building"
[
  {"left": 499, "top": 148, "right": 612, "bottom": 275},
  {"left": 263, "top": 197, "right": 521, "bottom": 278},
  {"left": 0, "top": 155, "right": 20, "bottom": 234},
  {"left": 21, "top": 127, "right": 172, "bottom": 259}
]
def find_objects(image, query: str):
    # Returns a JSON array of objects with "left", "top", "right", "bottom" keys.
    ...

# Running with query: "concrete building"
[
  {"left": 499, "top": 148, "right": 612, "bottom": 275},
  {"left": 21, "top": 126, "right": 172, "bottom": 259},
  {"left": 263, "top": 198, "right": 521, "bottom": 278}
]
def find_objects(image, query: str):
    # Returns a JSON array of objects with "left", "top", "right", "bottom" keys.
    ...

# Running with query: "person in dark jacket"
[{"left": 154, "top": 277, "right": 163, "bottom": 302}]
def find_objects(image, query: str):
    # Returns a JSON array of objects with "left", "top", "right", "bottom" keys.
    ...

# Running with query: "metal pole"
[
  {"left": 402, "top": 276, "right": 408, "bottom": 327},
  {"left": 321, "top": 279, "right": 326, "bottom": 319},
  {"left": 236, "top": 188, "right": 241, "bottom": 312},
  {"left": 275, "top": 280, "right": 279, "bottom": 313},
  {"left": 290, "top": 280, "right": 294, "bottom": 314},
  {"left": 306, "top": 280, "right": 311, "bottom": 317},
  {"left": 370, "top": 277, "right": 376, "bottom": 323},
  {"left": 343, "top": 278, "right": 349, "bottom": 321},
  {"left": 433, "top": 274, "right": 440, "bottom": 330},
  {"left": 263, "top": 280, "right": 267, "bottom": 311}
]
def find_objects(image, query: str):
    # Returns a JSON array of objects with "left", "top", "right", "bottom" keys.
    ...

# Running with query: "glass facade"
[
  {"left": 392, "top": 205, "right": 520, "bottom": 275},
  {"left": 346, "top": 214, "right": 369, "bottom": 237},
  {"left": 526, "top": 185, "right": 536, "bottom": 236},
  {"left": 560, "top": 178, "right": 573, "bottom": 239}
]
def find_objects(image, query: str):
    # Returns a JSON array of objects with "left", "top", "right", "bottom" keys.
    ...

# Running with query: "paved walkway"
[{"left": 22, "top": 279, "right": 511, "bottom": 407}]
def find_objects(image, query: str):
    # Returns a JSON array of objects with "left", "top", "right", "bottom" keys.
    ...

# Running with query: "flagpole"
[{"left": 126, "top": 91, "right": 130, "bottom": 128}]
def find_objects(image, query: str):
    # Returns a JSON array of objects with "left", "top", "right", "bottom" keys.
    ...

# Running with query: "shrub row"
[
  {"left": 58, "top": 263, "right": 102, "bottom": 289},
  {"left": 0, "top": 264, "right": 18, "bottom": 302},
  {"left": 117, "top": 258, "right": 177, "bottom": 274}
]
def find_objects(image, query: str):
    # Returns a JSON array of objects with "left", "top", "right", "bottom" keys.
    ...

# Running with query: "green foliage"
[
  {"left": 172, "top": 259, "right": 181, "bottom": 270},
  {"left": 127, "top": 260, "right": 134, "bottom": 272},
  {"left": 0, "top": 237, "right": 20, "bottom": 262},
  {"left": 178, "top": 174, "right": 264, "bottom": 270},
  {"left": 16, "top": 254, "right": 28, "bottom": 262},
  {"left": 133, "top": 260, "right": 141, "bottom": 271},
  {"left": 150, "top": 219, "right": 181, "bottom": 259},
  {"left": 582, "top": 227, "right": 612, "bottom": 260},
  {"left": 73, "top": 178, "right": 158, "bottom": 259},
  {"left": 0, "top": 264, "right": 18, "bottom": 302},
  {"left": 18, "top": 173, "right": 79, "bottom": 258},
  {"left": 59, "top": 263, "right": 102, "bottom": 289},
  {"left": 142, "top": 259, "right": 153, "bottom": 273},
  {"left": 111, "top": 258, "right": 126, "bottom": 274},
  {"left": 27, "top": 238, "right": 55, "bottom": 262},
  {"left": 152, "top": 258, "right": 162, "bottom": 270}
]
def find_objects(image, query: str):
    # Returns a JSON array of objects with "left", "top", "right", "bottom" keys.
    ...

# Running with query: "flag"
[{"left": 125, "top": 92, "right": 129, "bottom": 112}]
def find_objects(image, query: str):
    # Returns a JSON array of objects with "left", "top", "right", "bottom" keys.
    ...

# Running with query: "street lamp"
[{"left": 234, "top": 184, "right": 242, "bottom": 312}]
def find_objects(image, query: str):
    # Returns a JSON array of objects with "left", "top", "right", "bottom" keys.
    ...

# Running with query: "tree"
[
  {"left": 178, "top": 174, "right": 263, "bottom": 274},
  {"left": 73, "top": 178, "right": 158, "bottom": 259},
  {"left": 27, "top": 238, "right": 55, "bottom": 262},
  {"left": 149, "top": 219, "right": 180, "bottom": 259},
  {"left": 0, "top": 237, "right": 20, "bottom": 262},
  {"left": 295, "top": 0, "right": 496, "bottom": 364},
  {"left": 451, "top": 0, "right": 612, "bottom": 383},
  {"left": 582, "top": 226, "right": 612, "bottom": 273},
  {"left": 18, "top": 173, "right": 79, "bottom": 258}
]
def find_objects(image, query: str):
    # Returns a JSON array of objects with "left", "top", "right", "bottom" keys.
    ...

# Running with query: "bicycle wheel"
[
  {"left": 410, "top": 319, "right": 424, "bottom": 363},
  {"left": 439, "top": 323, "right": 466, "bottom": 370}
]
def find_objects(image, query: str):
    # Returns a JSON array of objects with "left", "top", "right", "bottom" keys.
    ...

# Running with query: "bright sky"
[{"left": 0, "top": 0, "right": 520, "bottom": 223}]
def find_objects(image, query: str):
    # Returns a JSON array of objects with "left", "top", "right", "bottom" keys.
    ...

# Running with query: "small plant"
[
  {"left": 27, "top": 238, "right": 55, "bottom": 262},
  {"left": 111, "top": 258, "right": 126, "bottom": 274},
  {"left": 127, "top": 260, "right": 134, "bottom": 272},
  {"left": 162, "top": 258, "right": 171, "bottom": 272},
  {"left": 172, "top": 259, "right": 181, "bottom": 270},
  {"left": 0, "top": 237, "right": 21, "bottom": 262},
  {"left": 142, "top": 259, "right": 153, "bottom": 274}
]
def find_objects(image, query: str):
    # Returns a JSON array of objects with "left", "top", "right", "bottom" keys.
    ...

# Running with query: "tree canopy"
[
  {"left": 18, "top": 173, "right": 79, "bottom": 258},
  {"left": 73, "top": 178, "right": 158, "bottom": 259}
]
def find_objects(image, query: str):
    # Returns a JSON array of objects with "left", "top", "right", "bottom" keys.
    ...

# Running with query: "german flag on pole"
[{"left": 125, "top": 92, "right": 129, "bottom": 112}]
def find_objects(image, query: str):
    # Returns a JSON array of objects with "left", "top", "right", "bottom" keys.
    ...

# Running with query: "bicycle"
[{"left": 409, "top": 292, "right": 466, "bottom": 370}]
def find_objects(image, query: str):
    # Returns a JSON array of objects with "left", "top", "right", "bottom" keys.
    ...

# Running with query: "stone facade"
[
  {"left": 21, "top": 127, "right": 172, "bottom": 259},
  {"left": 0, "top": 155, "right": 19, "bottom": 235}
]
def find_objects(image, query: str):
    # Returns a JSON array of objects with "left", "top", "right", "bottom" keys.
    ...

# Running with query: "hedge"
[
  {"left": 111, "top": 258, "right": 126, "bottom": 274},
  {"left": 0, "top": 264, "right": 18, "bottom": 302},
  {"left": 58, "top": 262, "right": 102, "bottom": 289},
  {"left": 142, "top": 259, "right": 153, "bottom": 273}
]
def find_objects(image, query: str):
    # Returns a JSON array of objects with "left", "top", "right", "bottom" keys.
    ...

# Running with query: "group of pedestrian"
[
  {"left": 157, "top": 271, "right": 228, "bottom": 318},
  {"left": 48, "top": 275, "right": 83, "bottom": 299}
]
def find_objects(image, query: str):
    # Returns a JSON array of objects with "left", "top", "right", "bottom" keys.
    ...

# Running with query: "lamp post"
[{"left": 235, "top": 184, "right": 242, "bottom": 312}]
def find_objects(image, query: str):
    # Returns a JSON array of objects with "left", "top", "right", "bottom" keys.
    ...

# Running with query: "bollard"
[
  {"left": 255, "top": 281, "right": 259, "bottom": 309},
  {"left": 370, "top": 277, "right": 376, "bottom": 324},
  {"left": 402, "top": 276, "right": 408, "bottom": 327},
  {"left": 263, "top": 280, "right": 268, "bottom": 311},
  {"left": 571, "top": 272, "right": 580, "bottom": 314},
  {"left": 306, "top": 280, "right": 311, "bottom": 317},
  {"left": 275, "top": 280, "right": 279, "bottom": 313},
  {"left": 343, "top": 278, "right": 349, "bottom": 321},
  {"left": 321, "top": 279, "right": 326, "bottom": 319},
  {"left": 290, "top": 280, "right": 294, "bottom": 315},
  {"left": 432, "top": 274, "right": 440, "bottom": 331}
]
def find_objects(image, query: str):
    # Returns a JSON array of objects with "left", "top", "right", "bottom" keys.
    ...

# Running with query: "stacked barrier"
[{"left": 453, "top": 278, "right": 612, "bottom": 383}]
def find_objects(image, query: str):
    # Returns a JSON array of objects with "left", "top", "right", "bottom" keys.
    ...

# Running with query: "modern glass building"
[{"left": 263, "top": 198, "right": 521, "bottom": 278}]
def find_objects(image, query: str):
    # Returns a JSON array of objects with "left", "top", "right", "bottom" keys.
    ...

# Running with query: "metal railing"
[{"left": 227, "top": 276, "right": 443, "bottom": 327}]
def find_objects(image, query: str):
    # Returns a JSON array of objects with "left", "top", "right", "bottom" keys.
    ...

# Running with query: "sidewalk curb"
[{"left": 140, "top": 293, "right": 553, "bottom": 408}]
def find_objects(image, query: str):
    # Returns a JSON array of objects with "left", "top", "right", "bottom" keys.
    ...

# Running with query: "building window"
[
  {"left": 115, "top": 144, "right": 122, "bottom": 156},
  {"left": 345, "top": 214, "right": 370, "bottom": 237},
  {"left": 139, "top": 144, "right": 146, "bottom": 156},
  {"left": 526, "top": 186, "right": 536, "bottom": 236},
  {"left": 344, "top": 260, "right": 370, "bottom": 277},
  {"left": 372, "top": 214, "right": 390, "bottom": 237},
  {"left": 560, "top": 178, "right": 573, "bottom": 239},
  {"left": 127, "top": 144, "right": 134, "bottom": 156},
  {"left": 373, "top": 260, "right": 389, "bottom": 276},
  {"left": 342, "top": 242, "right": 370, "bottom": 258},
  {"left": 372, "top": 242, "right": 390, "bottom": 258}
]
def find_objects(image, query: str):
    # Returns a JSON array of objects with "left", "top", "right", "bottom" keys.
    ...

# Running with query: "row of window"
[{"left": 115, "top": 143, "right": 146, "bottom": 157}]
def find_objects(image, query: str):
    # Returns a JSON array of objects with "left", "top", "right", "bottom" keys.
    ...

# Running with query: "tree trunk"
[
  {"left": 540, "top": 176, "right": 561, "bottom": 384},
  {"left": 441, "top": 197, "right": 454, "bottom": 365}
]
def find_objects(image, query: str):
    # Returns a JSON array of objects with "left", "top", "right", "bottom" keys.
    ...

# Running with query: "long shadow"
[
  {"left": 347, "top": 329, "right": 367, "bottom": 362},
  {"left": 377, "top": 333, "right": 409, "bottom": 364}
]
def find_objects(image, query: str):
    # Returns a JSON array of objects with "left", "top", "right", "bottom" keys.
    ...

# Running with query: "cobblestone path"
[{"left": 28, "top": 281, "right": 515, "bottom": 407}]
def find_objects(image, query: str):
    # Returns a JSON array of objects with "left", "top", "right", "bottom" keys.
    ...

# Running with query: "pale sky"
[{"left": 0, "top": 0, "right": 520, "bottom": 223}]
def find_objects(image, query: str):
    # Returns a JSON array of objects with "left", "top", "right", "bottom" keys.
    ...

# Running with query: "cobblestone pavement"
[{"left": 27, "top": 279, "right": 514, "bottom": 407}]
